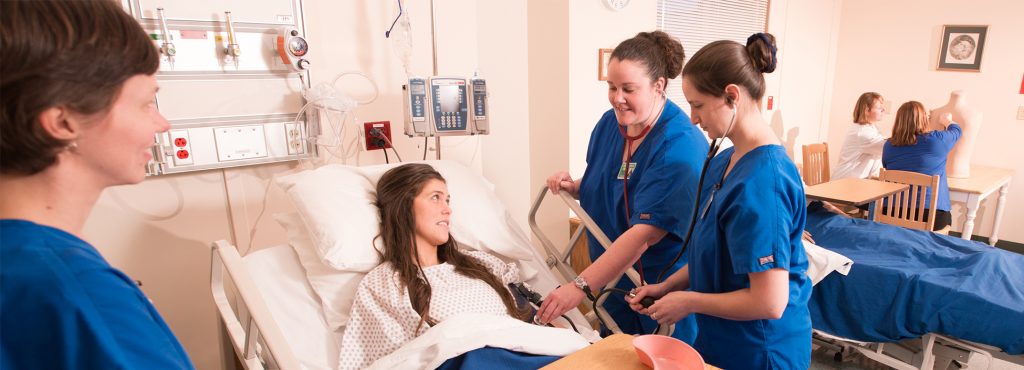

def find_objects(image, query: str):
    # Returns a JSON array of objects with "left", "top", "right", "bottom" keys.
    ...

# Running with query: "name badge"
[{"left": 616, "top": 162, "right": 637, "bottom": 179}]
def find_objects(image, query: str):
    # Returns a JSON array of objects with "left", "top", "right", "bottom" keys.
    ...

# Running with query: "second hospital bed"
[{"left": 803, "top": 203, "right": 1024, "bottom": 369}]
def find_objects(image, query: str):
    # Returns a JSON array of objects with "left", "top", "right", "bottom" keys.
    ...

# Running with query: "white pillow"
[
  {"left": 274, "top": 212, "right": 365, "bottom": 332},
  {"left": 275, "top": 165, "right": 382, "bottom": 271},
  {"left": 277, "top": 161, "right": 534, "bottom": 271}
]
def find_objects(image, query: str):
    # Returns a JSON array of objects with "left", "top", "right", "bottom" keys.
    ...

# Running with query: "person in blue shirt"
[
  {"left": 0, "top": 1, "right": 193, "bottom": 368},
  {"left": 628, "top": 33, "right": 812, "bottom": 369},
  {"left": 536, "top": 31, "right": 708, "bottom": 343},
  {"left": 882, "top": 101, "right": 962, "bottom": 231}
]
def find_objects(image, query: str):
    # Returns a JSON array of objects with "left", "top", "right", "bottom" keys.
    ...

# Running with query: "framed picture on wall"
[
  {"left": 937, "top": 25, "right": 987, "bottom": 72},
  {"left": 598, "top": 48, "right": 613, "bottom": 81}
]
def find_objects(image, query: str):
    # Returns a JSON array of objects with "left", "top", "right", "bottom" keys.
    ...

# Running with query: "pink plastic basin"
[{"left": 633, "top": 334, "right": 705, "bottom": 370}]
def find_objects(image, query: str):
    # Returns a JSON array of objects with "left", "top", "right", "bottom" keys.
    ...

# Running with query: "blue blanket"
[
  {"left": 805, "top": 203, "right": 1024, "bottom": 354},
  {"left": 436, "top": 347, "right": 560, "bottom": 370}
]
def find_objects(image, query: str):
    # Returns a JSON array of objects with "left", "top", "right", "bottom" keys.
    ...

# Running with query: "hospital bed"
[
  {"left": 210, "top": 161, "right": 598, "bottom": 370},
  {"left": 804, "top": 203, "right": 1024, "bottom": 370}
]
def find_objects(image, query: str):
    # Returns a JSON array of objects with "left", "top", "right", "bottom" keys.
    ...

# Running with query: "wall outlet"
[
  {"left": 285, "top": 122, "right": 306, "bottom": 155},
  {"left": 169, "top": 129, "right": 194, "bottom": 166},
  {"left": 364, "top": 121, "right": 392, "bottom": 150},
  {"left": 1017, "top": 106, "right": 1024, "bottom": 120}
]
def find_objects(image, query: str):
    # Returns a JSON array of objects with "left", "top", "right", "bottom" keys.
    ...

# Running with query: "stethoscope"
[
  {"left": 616, "top": 93, "right": 667, "bottom": 284},
  {"left": 631, "top": 99, "right": 737, "bottom": 335},
  {"left": 589, "top": 96, "right": 738, "bottom": 334},
  {"left": 655, "top": 98, "right": 737, "bottom": 284}
]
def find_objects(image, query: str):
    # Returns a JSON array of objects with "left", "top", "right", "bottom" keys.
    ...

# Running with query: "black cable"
[
  {"left": 423, "top": 136, "right": 428, "bottom": 160},
  {"left": 655, "top": 138, "right": 723, "bottom": 284},
  {"left": 379, "top": 134, "right": 403, "bottom": 162},
  {"left": 591, "top": 288, "right": 632, "bottom": 335},
  {"left": 558, "top": 314, "right": 579, "bottom": 334},
  {"left": 384, "top": 0, "right": 403, "bottom": 38},
  {"left": 383, "top": 145, "right": 390, "bottom": 163}
]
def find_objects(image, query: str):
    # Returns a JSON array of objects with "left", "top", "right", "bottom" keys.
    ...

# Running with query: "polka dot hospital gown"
[{"left": 337, "top": 251, "right": 521, "bottom": 370}]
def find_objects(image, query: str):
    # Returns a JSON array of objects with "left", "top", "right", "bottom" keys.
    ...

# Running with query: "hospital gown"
[{"left": 337, "top": 250, "right": 521, "bottom": 370}]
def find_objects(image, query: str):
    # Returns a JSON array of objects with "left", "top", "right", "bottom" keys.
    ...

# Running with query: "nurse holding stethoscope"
[
  {"left": 627, "top": 33, "right": 813, "bottom": 369},
  {"left": 537, "top": 31, "right": 708, "bottom": 344}
]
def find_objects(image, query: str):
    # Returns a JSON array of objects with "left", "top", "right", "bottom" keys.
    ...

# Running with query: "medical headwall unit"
[
  {"left": 403, "top": 75, "right": 490, "bottom": 137},
  {"left": 124, "top": 0, "right": 317, "bottom": 176}
]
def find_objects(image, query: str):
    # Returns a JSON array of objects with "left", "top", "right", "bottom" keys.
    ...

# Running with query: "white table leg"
[
  {"left": 989, "top": 182, "right": 1010, "bottom": 246},
  {"left": 961, "top": 193, "right": 980, "bottom": 242}
]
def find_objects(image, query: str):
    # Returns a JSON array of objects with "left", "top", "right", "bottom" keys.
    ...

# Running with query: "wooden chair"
[
  {"left": 802, "top": 143, "right": 830, "bottom": 186},
  {"left": 874, "top": 169, "right": 950, "bottom": 234}
]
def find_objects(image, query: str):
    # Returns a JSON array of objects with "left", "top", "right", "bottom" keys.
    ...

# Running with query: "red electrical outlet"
[
  {"left": 364, "top": 121, "right": 392, "bottom": 151},
  {"left": 174, "top": 137, "right": 188, "bottom": 147},
  {"left": 176, "top": 149, "right": 190, "bottom": 159}
]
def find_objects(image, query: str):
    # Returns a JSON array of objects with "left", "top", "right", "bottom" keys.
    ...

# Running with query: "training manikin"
[{"left": 930, "top": 90, "right": 981, "bottom": 178}]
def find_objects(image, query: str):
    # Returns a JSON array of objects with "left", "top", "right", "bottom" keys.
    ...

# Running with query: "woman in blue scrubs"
[
  {"left": 628, "top": 33, "right": 812, "bottom": 369},
  {"left": 536, "top": 31, "right": 708, "bottom": 343},
  {"left": 0, "top": 1, "right": 192, "bottom": 368}
]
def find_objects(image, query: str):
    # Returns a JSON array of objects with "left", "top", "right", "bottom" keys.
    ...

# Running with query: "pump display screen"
[
  {"left": 410, "top": 84, "right": 425, "bottom": 95},
  {"left": 438, "top": 85, "right": 460, "bottom": 112}
]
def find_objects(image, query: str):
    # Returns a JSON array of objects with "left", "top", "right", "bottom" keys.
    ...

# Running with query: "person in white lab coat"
[{"left": 832, "top": 92, "right": 887, "bottom": 180}]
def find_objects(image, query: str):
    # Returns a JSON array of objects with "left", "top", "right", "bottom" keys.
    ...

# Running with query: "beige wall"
[
  {"left": 566, "top": 0, "right": 656, "bottom": 179},
  {"left": 827, "top": 0, "right": 1024, "bottom": 242},
  {"left": 766, "top": 0, "right": 843, "bottom": 160}
]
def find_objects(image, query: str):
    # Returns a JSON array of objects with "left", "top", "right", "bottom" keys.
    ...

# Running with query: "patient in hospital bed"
[{"left": 338, "top": 164, "right": 571, "bottom": 369}]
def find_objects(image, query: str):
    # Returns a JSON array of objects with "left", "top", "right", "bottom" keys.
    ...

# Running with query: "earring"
[{"left": 65, "top": 141, "right": 79, "bottom": 152}]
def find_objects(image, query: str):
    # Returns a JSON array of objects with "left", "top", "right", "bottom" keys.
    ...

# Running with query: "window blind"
[{"left": 657, "top": 0, "right": 769, "bottom": 111}]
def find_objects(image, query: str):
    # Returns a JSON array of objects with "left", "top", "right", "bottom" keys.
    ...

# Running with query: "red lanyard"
[{"left": 617, "top": 123, "right": 653, "bottom": 284}]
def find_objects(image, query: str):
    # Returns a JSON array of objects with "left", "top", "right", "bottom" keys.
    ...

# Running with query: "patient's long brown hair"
[{"left": 374, "top": 164, "right": 532, "bottom": 332}]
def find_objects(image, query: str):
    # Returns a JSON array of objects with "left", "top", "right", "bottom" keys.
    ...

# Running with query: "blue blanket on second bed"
[{"left": 805, "top": 203, "right": 1024, "bottom": 354}]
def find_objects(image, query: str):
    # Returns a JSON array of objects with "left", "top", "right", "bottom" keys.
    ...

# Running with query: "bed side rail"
[
  {"left": 528, "top": 186, "right": 649, "bottom": 335},
  {"left": 211, "top": 240, "right": 300, "bottom": 370}
]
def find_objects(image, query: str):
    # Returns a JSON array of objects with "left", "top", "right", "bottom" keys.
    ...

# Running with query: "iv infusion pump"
[{"left": 403, "top": 76, "right": 490, "bottom": 137}]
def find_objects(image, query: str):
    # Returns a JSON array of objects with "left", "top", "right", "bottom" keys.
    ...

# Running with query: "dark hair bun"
[
  {"left": 648, "top": 30, "right": 685, "bottom": 79},
  {"left": 745, "top": 32, "right": 777, "bottom": 73}
]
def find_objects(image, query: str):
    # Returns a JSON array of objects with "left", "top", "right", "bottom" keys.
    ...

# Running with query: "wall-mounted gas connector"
[{"left": 364, "top": 121, "right": 393, "bottom": 150}]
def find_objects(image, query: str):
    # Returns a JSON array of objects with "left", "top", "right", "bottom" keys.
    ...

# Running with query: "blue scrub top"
[
  {"left": 882, "top": 123, "right": 962, "bottom": 212},
  {"left": 578, "top": 99, "right": 708, "bottom": 342},
  {"left": 687, "top": 145, "right": 812, "bottom": 369},
  {"left": 1, "top": 219, "right": 195, "bottom": 369}
]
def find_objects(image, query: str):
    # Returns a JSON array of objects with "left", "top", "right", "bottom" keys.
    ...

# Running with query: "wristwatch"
[{"left": 573, "top": 276, "right": 596, "bottom": 301}]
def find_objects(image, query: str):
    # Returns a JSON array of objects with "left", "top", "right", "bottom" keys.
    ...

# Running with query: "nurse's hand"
[
  {"left": 626, "top": 283, "right": 670, "bottom": 312},
  {"left": 536, "top": 284, "right": 584, "bottom": 325},
  {"left": 546, "top": 171, "right": 578, "bottom": 197},
  {"left": 642, "top": 291, "right": 696, "bottom": 326}
]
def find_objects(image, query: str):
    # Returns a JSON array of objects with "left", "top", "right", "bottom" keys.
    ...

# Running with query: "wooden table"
[
  {"left": 804, "top": 178, "right": 908, "bottom": 220},
  {"left": 948, "top": 165, "right": 1014, "bottom": 245},
  {"left": 542, "top": 334, "right": 719, "bottom": 370}
]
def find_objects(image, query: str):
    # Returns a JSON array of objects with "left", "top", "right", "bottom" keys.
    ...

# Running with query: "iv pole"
[{"left": 429, "top": 0, "right": 441, "bottom": 159}]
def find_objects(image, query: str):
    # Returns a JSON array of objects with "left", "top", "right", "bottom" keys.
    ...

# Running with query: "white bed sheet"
[{"left": 245, "top": 245, "right": 340, "bottom": 370}]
